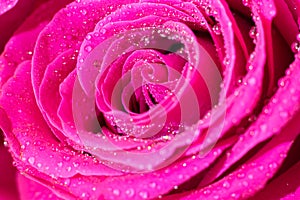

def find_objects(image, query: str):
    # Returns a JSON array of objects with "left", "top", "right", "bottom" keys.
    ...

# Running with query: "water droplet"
[
  {"left": 249, "top": 26, "right": 258, "bottom": 42},
  {"left": 212, "top": 24, "right": 221, "bottom": 35},
  {"left": 3, "top": 140, "right": 8, "bottom": 147},
  {"left": 248, "top": 77, "right": 256, "bottom": 85},
  {"left": 73, "top": 162, "right": 79, "bottom": 167},
  {"left": 242, "top": 181, "right": 249, "bottom": 187},
  {"left": 237, "top": 172, "right": 245, "bottom": 178},
  {"left": 28, "top": 157, "right": 35, "bottom": 165},
  {"left": 223, "top": 57, "right": 230, "bottom": 66},
  {"left": 248, "top": 174, "right": 254, "bottom": 179},
  {"left": 84, "top": 45, "right": 92, "bottom": 52},
  {"left": 248, "top": 65, "right": 254, "bottom": 70},
  {"left": 100, "top": 29, "right": 107, "bottom": 34},
  {"left": 125, "top": 188, "right": 135, "bottom": 197},
  {"left": 85, "top": 34, "right": 92, "bottom": 40},
  {"left": 113, "top": 189, "right": 120, "bottom": 196},
  {"left": 205, "top": 6, "right": 212, "bottom": 15},
  {"left": 279, "top": 111, "right": 288, "bottom": 118},
  {"left": 291, "top": 41, "right": 300, "bottom": 53},
  {"left": 296, "top": 33, "right": 300, "bottom": 42},
  {"left": 57, "top": 162, "right": 63, "bottom": 167},
  {"left": 203, "top": 189, "right": 211, "bottom": 195},
  {"left": 223, "top": 181, "right": 230, "bottom": 188},
  {"left": 149, "top": 182, "right": 157, "bottom": 188},
  {"left": 242, "top": 0, "right": 250, "bottom": 6},
  {"left": 64, "top": 179, "right": 71, "bottom": 186},
  {"left": 260, "top": 124, "right": 267, "bottom": 132},
  {"left": 80, "top": 9, "right": 87, "bottom": 15},
  {"left": 178, "top": 174, "right": 184, "bottom": 179},
  {"left": 139, "top": 191, "right": 149, "bottom": 199}
]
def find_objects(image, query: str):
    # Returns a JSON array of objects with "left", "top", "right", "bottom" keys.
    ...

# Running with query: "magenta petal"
[
  {"left": 0, "top": 0, "right": 72, "bottom": 88},
  {"left": 0, "top": 62, "right": 121, "bottom": 178},
  {"left": 250, "top": 161, "right": 300, "bottom": 200},
  {"left": 273, "top": 0, "right": 299, "bottom": 46},
  {"left": 200, "top": 53, "right": 300, "bottom": 185},
  {"left": 32, "top": 0, "right": 138, "bottom": 98},
  {"left": 0, "top": 0, "right": 18, "bottom": 14},
  {"left": 0, "top": 136, "right": 19, "bottom": 200},
  {"left": 80, "top": 140, "right": 231, "bottom": 200},
  {"left": 57, "top": 69, "right": 81, "bottom": 143},
  {"left": 39, "top": 49, "right": 76, "bottom": 139},
  {"left": 17, "top": 174, "right": 62, "bottom": 200},
  {"left": 167, "top": 112, "right": 300, "bottom": 200}
]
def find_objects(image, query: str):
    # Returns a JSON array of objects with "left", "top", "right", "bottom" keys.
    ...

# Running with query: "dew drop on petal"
[
  {"left": 248, "top": 174, "right": 254, "bottom": 179},
  {"left": 113, "top": 189, "right": 120, "bottom": 196},
  {"left": 80, "top": 9, "right": 87, "bottom": 15},
  {"left": 28, "top": 157, "right": 35, "bottom": 165},
  {"left": 64, "top": 179, "right": 71, "bottom": 186},
  {"left": 223, "top": 181, "right": 230, "bottom": 188},
  {"left": 212, "top": 24, "right": 221, "bottom": 35},
  {"left": 84, "top": 45, "right": 92, "bottom": 52},
  {"left": 3, "top": 139, "right": 8, "bottom": 147},
  {"left": 291, "top": 41, "right": 300, "bottom": 53},
  {"left": 149, "top": 182, "right": 157, "bottom": 188},
  {"left": 242, "top": 0, "right": 250, "bottom": 6},
  {"left": 139, "top": 191, "right": 149, "bottom": 199},
  {"left": 248, "top": 77, "right": 256, "bottom": 85},
  {"left": 125, "top": 188, "right": 135, "bottom": 197}
]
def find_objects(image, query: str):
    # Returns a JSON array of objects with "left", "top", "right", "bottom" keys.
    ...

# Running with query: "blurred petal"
[{"left": 0, "top": 134, "right": 19, "bottom": 200}]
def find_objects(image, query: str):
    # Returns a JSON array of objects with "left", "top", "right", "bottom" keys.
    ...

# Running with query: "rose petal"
[
  {"left": 0, "top": 0, "right": 71, "bottom": 88},
  {"left": 32, "top": 0, "right": 139, "bottom": 98},
  {"left": 200, "top": 49, "right": 300, "bottom": 185},
  {"left": 0, "top": 135, "right": 19, "bottom": 200},
  {"left": 165, "top": 109, "right": 300, "bottom": 199},
  {"left": 0, "top": 0, "right": 18, "bottom": 14},
  {"left": 0, "top": 61, "right": 122, "bottom": 178},
  {"left": 249, "top": 161, "right": 300, "bottom": 200},
  {"left": 17, "top": 174, "right": 62, "bottom": 200},
  {"left": 39, "top": 49, "right": 77, "bottom": 141}
]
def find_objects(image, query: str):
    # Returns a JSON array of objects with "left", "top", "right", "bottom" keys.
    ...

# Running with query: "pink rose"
[{"left": 1, "top": 0, "right": 300, "bottom": 199}]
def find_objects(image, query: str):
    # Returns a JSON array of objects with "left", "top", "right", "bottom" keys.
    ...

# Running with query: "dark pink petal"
[
  {"left": 200, "top": 50, "right": 300, "bottom": 185},
  {"left": 0, "top": 62, "right": 122, "bottom": 178},
  {"left": 77, "top": 2, "right": 200, "bottom": 95},
  {"left": 273, "top": 0, "right": 299, "bottom": 46},
  {"left": 29, "top": 139, "right": 232, "bottom": 200},
  {"left": 0, "top": 0, "right": 34, "bottom": 52},
  {"left": 0, "top": 135, "right": 19, "bottom": 200},
  {"left": 185, "top": 0, "right": 272, "bottom": 157},
  {"left": 0, "top": 0, "right": 18, "bottom": 14},
  {"left": 91, "top": 141, "right": 231, "bottom": 199},
  {"left": 166, "top": 110, "right": 300, "bottom": 199},
  {"left": 0, "top": 0, "right": 72, "bottom": 87},
  {"left": 32, "top": 0, "right": 138, "bottom": 98},
  {"left": 0, "top": 136, "right": 233, "bottom": 200},
  {"left": 283, "top": 0, "right": 300, "bottom": 28},
  {"left": 18, "top": 174, "right": 62, "bottom": 200},
  {"left": 249, "top": 161, "right": 300, "bottom": 200}
]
